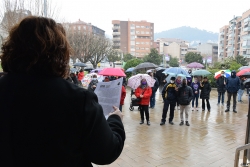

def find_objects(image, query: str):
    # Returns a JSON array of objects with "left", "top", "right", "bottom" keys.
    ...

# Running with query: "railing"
[
  {"left": 244, "top": 27, "right": 250, "bottom": 32},
  {"left": 244, "top": 17, "right": 250, "bottom": 23},
  {"left": 112, "top": 38, "right": 120, "bottom": 41},
  {"left": 243, "top": 35, "right": 250, "bottom": 40},
  {"left": 112, "top": 32, "right": 120, "bottom": 35},
  {"left": 235, "top": 143, "right": 250, "bottom": 166},
  {"left": 112, "top": 26, "right": 120, "bottom": 30}
]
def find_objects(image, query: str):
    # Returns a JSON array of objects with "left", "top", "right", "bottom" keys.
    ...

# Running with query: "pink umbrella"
[
  {"left": 186, "top": 62, "right": 204, "bottom": 68},
  {"left": 99, "top": 68, "right": 126, "bottom": 77},
  {"left": 127, "top": 74, "right": 156, "bottom": 89}
]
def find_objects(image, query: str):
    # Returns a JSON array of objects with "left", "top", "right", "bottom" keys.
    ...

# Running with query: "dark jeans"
[
  {"left": 162, "top": 99, "right": 176, "bottom": 122},
  {"left": 140, "top": 105, "right": 149, "bottom": 121},
  {"left": 227, "top": 92, "right": 237, "bottom": 110},
  {"left": 150, "top": 91, "right": 156, "bottom": 107},
  {"left": 202, "top": 99, "right": 210, "bottom": 110},
  {"left": 218, "top": 92, "right": 225, "bottom": 104},
  {"left": 192, "top": 93, "right": 199, "bottom": 107}
]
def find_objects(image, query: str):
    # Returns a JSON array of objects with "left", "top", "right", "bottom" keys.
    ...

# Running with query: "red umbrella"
[
  {"left": 237, "top": 68, "right": 250, "bottom": 76},
  {"left": 99, "top": 68, "right": 126, "bottom": 77}
]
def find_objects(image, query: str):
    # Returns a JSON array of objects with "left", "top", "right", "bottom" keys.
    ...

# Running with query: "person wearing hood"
[
  {"left": 177, "top": 79, "right": 193, "bottom": 126},
  {"left": 135, "top": 79, "right": 152, "bottom": 125},
  {"left": 200, "top": 77, "right": 211, "bottom": 112},
  {"left": 88, "top": 74, "right": 98, "bottom": 92},
  {"left": 225, "top": 70, "right": 240, "bottom": 113},
  {"left": 216, "top": 71, "right": 227, "bottom": 105},
  {"left": 160, "top": 77, "right": 178, "bottom": 125}
]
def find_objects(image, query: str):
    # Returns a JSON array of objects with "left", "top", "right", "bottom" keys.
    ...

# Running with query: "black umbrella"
[
  {"left": 134, "top": 62, "right": 158, "bottom": 70},
  {"left": 84, "top": 67, "right": 94, "bottom": 73},
  {"left": 241, "top": 72, "right": 250, "bottom": 78},
  {"left": 73, "top": 62, "right": 87, "bottom": 67}
]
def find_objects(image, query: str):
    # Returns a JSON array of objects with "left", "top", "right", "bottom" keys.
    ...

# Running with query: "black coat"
[
  {"left": 216, "top": 77, "right": 226, "bottom": 93},
  {"left": 200, "top": 81, "right": 211, "bottom": 99},
  {"left": 152, "top": 77, "right": 159, "bottom": 92},
  {"left": 177, "top": 86, "right": 193, "bottom": 105},
  {"left": 0, "top": 73, "right": 125, "bottom": 167}
]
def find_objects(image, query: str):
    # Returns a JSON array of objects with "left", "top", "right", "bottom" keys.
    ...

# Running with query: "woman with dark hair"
[
  {"left": 135, "top": 78, "right": 152, "bottom": 125},
  {"left": 0, "top": 16, "right": 125, "bottom": 167}
]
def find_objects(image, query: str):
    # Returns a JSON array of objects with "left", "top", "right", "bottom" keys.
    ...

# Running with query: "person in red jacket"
[
  {"left": 78, "top": 69, "right": 84, "bottom": 81},
  {"left": 119, "top": 85, "right": 126, "bottom": 112},
  {"left": 135, "top": 78, "right": 152, "bottom": 125}
]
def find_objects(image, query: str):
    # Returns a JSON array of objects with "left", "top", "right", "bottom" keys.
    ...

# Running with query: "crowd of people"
[{"left": 133, "top": 69, "right": 245, "bottom": 127}]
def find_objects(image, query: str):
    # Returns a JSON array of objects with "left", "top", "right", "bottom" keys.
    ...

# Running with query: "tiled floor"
[{"left": 93, "top": 89, "right": 250, "bottom": 167}]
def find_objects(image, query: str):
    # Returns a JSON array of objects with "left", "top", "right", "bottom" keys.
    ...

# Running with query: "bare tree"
[
  {"left": 0, "top": 0, "right": 60, "bottom": 34},
  {"left": 66, "top": 28, "right": 116, "bottom": 68},
  {"left": 106, "top": 49, "right": 120, "bottom": 67}
]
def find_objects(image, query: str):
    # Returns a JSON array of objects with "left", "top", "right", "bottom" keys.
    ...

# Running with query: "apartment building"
[
  {"left": 219, "top": 9, "right": 250, "bottom": 61},
  {"left": 65, "top": 19, "right": 105, "bottom": 36},
  {"left": 197, "top": 43, "right": 218, "bottom": 64},
  {"left": 163, "top": 41, "right": 188, "bottom": 62},
  {"left": 111, "top": 20, "right": 154, "bottom": 58},
  {"left": 155, "top": 38, "right": 189, "bottom": 55}
]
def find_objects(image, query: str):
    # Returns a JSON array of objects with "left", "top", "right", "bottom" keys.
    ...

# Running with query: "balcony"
[
  {"left": 112, "top": 26, "right": 120, "bottom": 30},
  {"left": 228, "top": 34, "right": 235, "bottom": 38},
  {"left": 112, "top": 32, "right": 120, "bottom": 35},
  {"left": 220, "top": 37, "right": 224, "bottom": 41},
  {"left": 243, "top": 34, "right": 250, "bottom": 40},
  {"left": 228, "top": 40, "right": 233, "bottom": 45},
  {"left": 242, "top": 45, "right": 250, "bottom": 49},
  {"left": 112, "top": 37, "right": 120, "bottom": 41},
  {"left": 113, "top": 43, "right": 120, "bottom": 46},
  {"left": 243, "top": 54, "right": 250, "bottom": 58},
  {"left": 244, "top": 17, "right": 250, "bottom": 23},
  {"left": 244, "top": 27, "right": 250, "bottom": 32}
]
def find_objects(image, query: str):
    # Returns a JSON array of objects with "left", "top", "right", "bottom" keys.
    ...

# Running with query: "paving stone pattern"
[{"left": 93, "top": 90, "right": 249, "bottom": 167}]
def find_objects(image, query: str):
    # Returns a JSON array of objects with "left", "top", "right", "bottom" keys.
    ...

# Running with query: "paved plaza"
[{"left": 93, "top": 89, "right": 249, "bottom": 167}]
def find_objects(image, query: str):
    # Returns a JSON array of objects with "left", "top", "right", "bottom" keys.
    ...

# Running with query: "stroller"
[{"left": 129, "top": 89, "right": 141, "bottom": 111}]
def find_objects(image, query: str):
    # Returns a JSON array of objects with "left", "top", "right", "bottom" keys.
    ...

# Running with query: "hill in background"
[{"left": 154, "top": 26, "right": 219, "bottom": 46}]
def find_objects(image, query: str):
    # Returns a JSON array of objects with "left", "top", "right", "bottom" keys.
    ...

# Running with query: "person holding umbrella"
[
  {"left": 216, "top": 71, "right": 227, "bottom": 105},
  {"left": 200, "top": 77, "right": 211, "bottom": 112},
  {"left": 160, "top": 77, "right": 178, "bottom": 125},
  {"left": 135, "top": 78, "right": 152, "bottom": 125}
]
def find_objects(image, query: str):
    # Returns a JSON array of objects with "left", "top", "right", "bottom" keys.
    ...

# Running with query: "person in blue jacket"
[{"left": 225, "top": 70, "right": 240, "bottom": 113}]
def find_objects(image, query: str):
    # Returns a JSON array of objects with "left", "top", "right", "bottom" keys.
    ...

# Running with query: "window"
[
  {"left": 131, "top": 49, "right": 135, "bottom": 51},
  {"left": 141, "top": 42, "right": 144, "bottom": 44},
  {"left": 141, "top": 26, "right": 145, "bottom": 28},
  {"left": 136, "top": 42, "right": 140, "bottom": 44},
  {"left": 131, "top": 46, "right": 135, "bottom": 49},
  {"left": 146, "top": 48, "right": 149, "bottom": 50},
  {"left": 145, "top": 42, "right": 149, "bottom": 45},
  {"left": 131, "top": 36, "right": 135, "bottom": 40},
  {"left": 141, "top": 47, "right": 145, "bottom": 50},
  {"left": 83, "top": 26, "right": 86, "bottom": 30},
  {"left": 146, "top": 26, "right": 150, "bottom": 29},
  {"left": 136, "top": 31, "right": 140, "bottom": 34},
  {"left": 131, "top": 41, "right": 135, "bottom": 45},
  {"left": 141, "top": 31, "right": 144, "bottom": 34},
  {"left": 136, "top": 25, "right": 140, "bottom": 28},
  {"left": 78, "top": 26, "right": 81, "bottom": 30},
  {"left": 131, "top": 52, "right": 135, "bottom": 56},
  {"left": 136, "top": 47, "right": 139, "bottom": 50},
  {"left": 146, "top": 31, "right": 149, "bottom": 34}
]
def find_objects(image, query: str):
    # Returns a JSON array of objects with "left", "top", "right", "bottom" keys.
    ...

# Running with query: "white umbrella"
[{"left": 127, "top": 74, "right": 156, "bottom": 89}]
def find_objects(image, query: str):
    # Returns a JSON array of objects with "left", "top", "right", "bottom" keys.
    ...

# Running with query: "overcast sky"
[{"left": 54, "top": 0, "right": 250, "bottom": 36}]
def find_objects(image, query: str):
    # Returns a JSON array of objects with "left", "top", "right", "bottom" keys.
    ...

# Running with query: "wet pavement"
[{"left": 93, "top": 89, "right": 249, "bottom": 167}]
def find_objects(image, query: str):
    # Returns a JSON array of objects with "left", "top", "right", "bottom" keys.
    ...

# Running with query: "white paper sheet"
[{"left": 94, "top": 78, "right": 123, "bottom": 117}]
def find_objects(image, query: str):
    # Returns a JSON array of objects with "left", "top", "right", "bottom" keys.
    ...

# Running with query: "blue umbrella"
[
  {"left": 162, "top": 67, "right": 190, "bottom": 77},
  {"left": 125, "top": 67, "right": 135, "bottom": 73}
]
